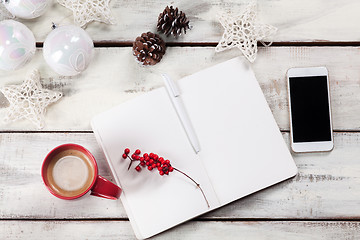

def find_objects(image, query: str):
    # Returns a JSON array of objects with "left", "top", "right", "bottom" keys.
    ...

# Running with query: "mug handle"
[{"left": 90, "top": 175, "right": 122, "bottom": 199}]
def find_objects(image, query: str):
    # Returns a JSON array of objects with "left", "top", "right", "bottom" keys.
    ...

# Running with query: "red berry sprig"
[{"left": 122, "top": 148, "right": 210, "bottom": 208}]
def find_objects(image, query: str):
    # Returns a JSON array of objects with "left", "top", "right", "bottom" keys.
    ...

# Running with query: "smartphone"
[{"left": 287, "top": 67, "right": 333, "bottom": 153}]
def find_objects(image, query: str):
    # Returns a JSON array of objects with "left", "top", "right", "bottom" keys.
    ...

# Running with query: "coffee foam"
[
  {"left": 46, "top": 149, "right": 95, "bottom": 197},
  {"left": 52, "top": 156, "right": 89, "bottom": 191}
]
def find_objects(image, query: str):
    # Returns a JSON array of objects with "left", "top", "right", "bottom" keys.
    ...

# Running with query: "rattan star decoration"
[
  {"left": 0, "top": 70, "right": 62, "bottom": 129},
  {"left": 215, "top": 2, "right": 277, "bottom": 63},
  {"left": 57, "top": 0, "right": 115, "bottom": 27}
]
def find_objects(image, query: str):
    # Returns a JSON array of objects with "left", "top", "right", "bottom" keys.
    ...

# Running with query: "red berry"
[
  {"left": 146, "top": 161, "right": 150, "bottom": 166},
  {"left": 160, "top": 159, "right": 165, "bottom": 164},
  {"left": 135, "top": 166, "right": 141, "bottom": 172},
  {"left": 124, "top": 148, "right": 130, "bottom": 154},
  {"left": 149, "top": 153, "right": 154, "bottom": 158},
  {"left": 135, "top": 149, "right": 141, "bottom": 155},
  {"left": 153, "top": 154, "right": 158, "bottom": 160},
  {"left": 152, "top": 163, "right": 156, "bottom": 168},
  {"left": 148, "top": 166, "right": 153, "bottom": 170},
  {"left": 122, "top": 153, "right": 127, "bottom": 159},
  {"left": 156, "top": 163, "right": 161, "bottom": 167},
  {"left": 165, "top": 171, "right": 169, "bottom": 175},
  {"left": 158, "top": 167, "right": 162, "bottom": 171},
  {"left": 143, "top": 153, "right": 148, "bottom": 158},
  {"left": 159, "top": 171, "right": 164, "bottom": 176},
  {"left": 131, "top": 154, "right": 136, "bottom": 159},
  {"left": 140, "top": 162, "right": 145, "bottom": 166},
  {"left": 169, "top": 167, "right": 174, "bottom": 172},
  {"left": 140, "top": 157, "right": 144, "bottom": 161},
  {"left": 145, "top": 156, "right": 150, "bottom": 161},
  {"left": 149, "top": 159, "right": 154, "bottom": 164},
  {"left": 165, "top": 160, "right": 170, "bottom": 165}
]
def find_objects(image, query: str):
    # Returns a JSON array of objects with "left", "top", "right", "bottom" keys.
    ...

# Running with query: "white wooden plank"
[
  {"left": 1, "top": 132, "right": 360, "bottom": 219},
  {"left": 0, "top": 133, "right": 127, "bottom": 219},
  {"left": 1, "top": 221, "right": 359, "bottom": 240},
  {"left": 1, "top": 47, "right": 360, "bottom": 131},
  {"left": 16, "top": 0, "right": 360, "bottom": 43}
]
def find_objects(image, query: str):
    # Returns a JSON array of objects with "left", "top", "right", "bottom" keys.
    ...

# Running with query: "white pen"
[{"left": 162, "top": 74, "right": 201, "bottom": 154}]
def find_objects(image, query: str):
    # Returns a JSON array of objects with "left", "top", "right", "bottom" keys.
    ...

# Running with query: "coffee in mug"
[
  {"left": 46, "top": 149, "right": 95, "bottom": 198},
  {"left": 42, "top": 144, "right": 121, "bottom": 200}
]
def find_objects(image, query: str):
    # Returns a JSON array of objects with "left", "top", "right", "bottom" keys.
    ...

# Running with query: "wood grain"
[
  {"left": 1, "top": 47, "right": 360, "bottom": 131},
  {"left": 1, "top": 220, "right": 359, "bottom": 239},
  {"left": 18, "top": 0, "right": 360, "bottom": 43},
  {"left": 1, "top": 132, "right": 360, "bottom": 219}
]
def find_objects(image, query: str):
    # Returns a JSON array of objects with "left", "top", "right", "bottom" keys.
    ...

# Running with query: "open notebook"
[{"left": 91, "top": 57, "right": 298, "bottom": 239}]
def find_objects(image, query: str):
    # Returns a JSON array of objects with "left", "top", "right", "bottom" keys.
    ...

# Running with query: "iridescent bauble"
[
  {"left": 3, "top": 0, "right": 51, "bottom": 19},
  {"left": 0, "top": 20, "right": 36, "bottom": 71},
  {"left": 43, "top": 25, "right": 94, "bottom": 76}
]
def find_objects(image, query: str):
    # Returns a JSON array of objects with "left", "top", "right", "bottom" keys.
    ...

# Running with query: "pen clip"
[{"left": 162, "top": 74, "right": 180, "bottom": 97}]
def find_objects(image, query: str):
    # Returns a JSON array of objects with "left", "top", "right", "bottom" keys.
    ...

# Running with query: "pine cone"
[
  {"left": 157, "top": 6, "right": 190, "bottom": 37},
  {"left": 132, "top": 32, "right": 166, "bottom": 66}
]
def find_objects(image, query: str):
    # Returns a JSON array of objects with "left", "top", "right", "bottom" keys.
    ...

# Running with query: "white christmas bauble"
[
  {"left": 43, "top": 25, "right": 94, "bottom": 76},
  {"left": 3, "top": 0, "right": 50, "bottom": 19},
  {"left": 0, "top": 20, "right": 36, "bottom": 71}
]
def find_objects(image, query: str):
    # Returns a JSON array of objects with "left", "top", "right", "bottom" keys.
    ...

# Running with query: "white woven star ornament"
[
  {"left": 57, "top": 0, "right": 115, "bottom": 27},
  {"left": 215, "top": 2, "right": 277, "bottom": 63},
  {"left": 0, "top": 70, "right": 62, "bottom": 129}
]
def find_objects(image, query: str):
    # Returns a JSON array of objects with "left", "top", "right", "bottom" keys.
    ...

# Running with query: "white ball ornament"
[
  {"left": 0, "top": 20, "right": 36, "bottom": 71},
  {"left": 43, "top": 25, "right": 94, "bottom": 76},
  {"left": 2, "top": 0, "right": 51, "bottom": 19}
]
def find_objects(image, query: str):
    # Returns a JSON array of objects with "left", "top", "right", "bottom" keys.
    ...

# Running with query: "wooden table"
[{"left": 1, "top": 0, "right": 360, "bottom": 239}]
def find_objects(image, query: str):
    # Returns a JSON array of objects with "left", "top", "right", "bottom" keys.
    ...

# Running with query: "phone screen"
[{"left": 289, "top": 76, "right": 331, "bottom": 143}]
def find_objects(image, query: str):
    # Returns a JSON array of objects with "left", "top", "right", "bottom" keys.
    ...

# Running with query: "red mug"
[{"left": 41, "top": 143, "right": 121, "bottom": 200}]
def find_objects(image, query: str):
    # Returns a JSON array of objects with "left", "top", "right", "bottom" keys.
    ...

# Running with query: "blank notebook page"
[
  {"left": 179, "top": 58, "right": 297, "bottom": 205},
  {"left": 91, "top": 87, "right": 219, "bottom": 239}
]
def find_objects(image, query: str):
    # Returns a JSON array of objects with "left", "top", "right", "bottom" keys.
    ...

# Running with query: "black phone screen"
[{"left": 289, "top": 76, "right": 332, "bottom": 143}]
